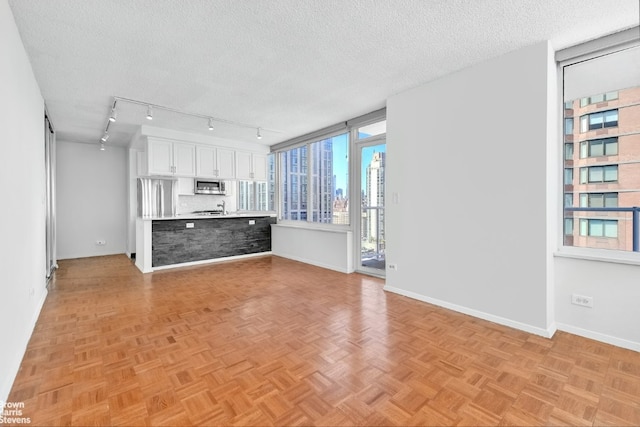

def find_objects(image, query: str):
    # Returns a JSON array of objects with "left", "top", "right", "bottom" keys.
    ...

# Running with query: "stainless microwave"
[{"left": 194, "top": 179, "right": 226, "bottom": 195}]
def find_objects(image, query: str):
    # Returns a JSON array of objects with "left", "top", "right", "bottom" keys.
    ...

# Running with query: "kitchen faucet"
[{"left": 217, "top": 200, "right": 226, "bottom": 215}]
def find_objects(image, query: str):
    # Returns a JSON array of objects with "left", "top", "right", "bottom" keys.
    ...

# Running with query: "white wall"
[
  {"left": 555, "top": 258, "right": 640, "bottom": 351},
  {"left": 272, "top": 225, "right": 353, "bottom": 273},
  {"left": 57, "top": 141, "right": 127, "bottom": 259},
  {"left": 385, "top": 41, "right": 556, "bottom": 337},
  {"left": 0, "top": 0, "right": 48, "bottom": 403}
]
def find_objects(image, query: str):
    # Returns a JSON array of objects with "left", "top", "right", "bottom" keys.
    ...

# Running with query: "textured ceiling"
[{"left": 7, "top": 0, "right": 640, "bottom": 148}]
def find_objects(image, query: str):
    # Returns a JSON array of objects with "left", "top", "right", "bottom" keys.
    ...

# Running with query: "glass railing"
[{"left": 361, "top": 206, "right": 385, "bottom": 269}]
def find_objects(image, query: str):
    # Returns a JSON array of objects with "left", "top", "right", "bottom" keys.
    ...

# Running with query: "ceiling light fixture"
[
  {"left": 100, "top": 142, "right": 105, "bottom": 151},
  {"left": 101, "top": 133, "right": 109, "bottom": 142},
  {"left": 99, "top": 96, "right": 281, "bottom": 148}
]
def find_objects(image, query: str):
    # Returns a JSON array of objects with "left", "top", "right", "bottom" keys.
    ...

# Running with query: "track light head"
[
  {"left": 100, "top": 142, "right": 105, "bottom": 151},
  {"left": 208, "top": 118, "right": 214, "bottom": 131},
  {"left": 109, "top": 109, "right": 117, "bottom": 122},
  {"left": 101, "top": 133, "right": 109, "bottom": 142},
  {"left": 146, "top": 105, "right": 153, "bottom": 120},
  {"left": 257, "top": 127, "right": 262, "bottom": 140}
]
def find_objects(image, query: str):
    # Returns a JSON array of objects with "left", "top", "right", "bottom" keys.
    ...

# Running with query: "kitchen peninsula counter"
[
  {"left": 135, "top": 214, "right": 276, "bottom": 273},
  {"left": 145, "top": 212, "right": 277, "bottom": 220}
]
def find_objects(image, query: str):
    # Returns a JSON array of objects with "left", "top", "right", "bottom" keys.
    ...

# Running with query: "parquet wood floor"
[{"left": 6, "top": 254, "right": 640, "bottom": 426}]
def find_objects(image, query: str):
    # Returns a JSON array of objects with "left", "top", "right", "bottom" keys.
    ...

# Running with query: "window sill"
[{"left": 554, "top": 247, "right": 640, "bottom": 266}]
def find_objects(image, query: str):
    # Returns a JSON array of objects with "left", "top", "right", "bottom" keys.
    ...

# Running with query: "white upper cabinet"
[
  {"left": 236, "top": 151, "right": 267, "bottom": 181},
  {"left": 252, "top": 153, "right": 268, "bottom": 181},
  {"left": 196, "top": 146, "right": 236, "bottom": 179},
  {"left": 236, "top": 152, "right": 268, "bottom": 181},
  {"left": 146, "top": 138, "right": 173, "bottom": 175},
  {"left": 173, "top": 143, "right": 196, "bottom": 176},
  {"left": 146, "top": 137, "right": 196, "bottom": 177}
]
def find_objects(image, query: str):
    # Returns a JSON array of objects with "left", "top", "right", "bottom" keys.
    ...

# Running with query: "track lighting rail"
[{"left": 100, "top": 96, "right": 280, "bottom": 147}]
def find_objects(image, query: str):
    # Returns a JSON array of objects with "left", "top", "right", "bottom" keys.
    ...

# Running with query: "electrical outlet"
[
  {"left": 249, "top": 220, "right": 255, "bottom": 225},
  {"left": 186, "top": 223, "right": 194, "bottom": 229},
  {"left": 96, "top": 240, "right": 106, "bottom": 246},
  {"left": 571, "top": 293, "right": 593, "bottom": 308},
  {"left": 388, "top": 263, "right": 398, "bottom": 271}
]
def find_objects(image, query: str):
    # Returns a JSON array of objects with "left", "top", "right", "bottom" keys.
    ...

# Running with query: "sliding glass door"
[
  {"left": 45, "top": 113, "right": 56, "bottom": 280},
  {"left": 357, "top": 139, "right": 386, "bottom": 276}
]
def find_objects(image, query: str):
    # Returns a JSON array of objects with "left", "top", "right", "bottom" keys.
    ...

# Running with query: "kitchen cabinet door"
[
  {"left": 196, "top": 146, "right": 217, "bottom": 178},
  {"left": 147, "top": 139, "right": 174, "bottom": 175},
  {"left": 216, "top": 147, "right": 236, "bottom": 179},
  {"left": 173, "top": 143, "right": 196, "bottom": 177},
  {"left": 197, "top": 146, "right": 236, "bottom": 179},
  {"left": 146, "top": 139, "right": 195, "bottom": 177},
  {"left": 236, "top": 152, "right": 267, "bottom": 181},
  {"left": 251, "top": 153, "right": 268, "bottom": 181},
  {"left": 177, "top": 177, "right": 194, "bottom": 195},
  {"left": 236, "top": 151, "right": 253, "bottom": 180}
]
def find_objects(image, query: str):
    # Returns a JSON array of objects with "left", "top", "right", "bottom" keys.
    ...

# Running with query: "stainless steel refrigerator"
[{"left": 137, "top": 177, "right": 178, "bottom": 218}]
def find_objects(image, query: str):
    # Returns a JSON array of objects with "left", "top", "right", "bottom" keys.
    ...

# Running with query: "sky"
[{"left": 329, "top": 134, "right": 386, "bottom": 198}]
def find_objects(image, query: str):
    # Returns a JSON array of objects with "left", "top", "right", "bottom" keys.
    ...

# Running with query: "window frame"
[
  {"left": 276, "top": 130, "right": 352, "bottom": 229},
  {"left": 578, "top": 218, "right": 618, "bottom": 238},
  {"left": 272, "top": 110, "right": 386, "bottom": 231},
  {"left": 579, "top": 109, "right": 619, "bottom": 132},
  {"left": 579, "top": 137, "right": 618, "bottom": 158},
  {"left": 556, "top": 30, "right": 640, "bottom": 264}
]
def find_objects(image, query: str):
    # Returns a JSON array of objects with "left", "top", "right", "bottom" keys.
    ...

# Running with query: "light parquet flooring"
[{"left": 6, "top": 254, "right": 640, "bottom": 426}]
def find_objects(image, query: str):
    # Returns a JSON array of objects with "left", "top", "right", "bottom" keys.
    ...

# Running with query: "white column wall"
[
  {"left": 0, "top": 0, "right": 48, "bottom": 403},
  {"left": 384, "top": 41, "right": 555, "bottom": 336},
  {"left": 56, "top": 141, "right": 128, "bottom": 259}
]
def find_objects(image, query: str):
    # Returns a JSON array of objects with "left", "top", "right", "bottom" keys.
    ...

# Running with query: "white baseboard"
[
  {"left": 0, "top": 287, "right": 48, "bottom": 406},
  {"left": 273, "top": 252, "right": 352, "bottom": 274},
  {"left": 383, "top": 285, "right": 556, "bottom": 338},
  {"left": 556, "top": 322, "right": 640, "bottom": 352}
]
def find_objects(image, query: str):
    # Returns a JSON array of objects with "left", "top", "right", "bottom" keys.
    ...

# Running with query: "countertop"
[{"left": 139, "top": 212, "right": 277, "bottom": 221}]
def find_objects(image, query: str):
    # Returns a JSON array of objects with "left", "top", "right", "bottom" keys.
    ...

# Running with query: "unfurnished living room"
[{"left": 2, "top": 1, "right": 640, "bottom": 426}]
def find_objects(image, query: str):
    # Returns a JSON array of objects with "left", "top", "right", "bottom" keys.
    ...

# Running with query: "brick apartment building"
[{"left": 564, "top": 86, "right": 640, "bottom": 250}]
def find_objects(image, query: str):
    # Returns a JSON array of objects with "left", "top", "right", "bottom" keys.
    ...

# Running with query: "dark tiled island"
[{"left": 135, "top": 215, "right": 276, "bottom": 272}]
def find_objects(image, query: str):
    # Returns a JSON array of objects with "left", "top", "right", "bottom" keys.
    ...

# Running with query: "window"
[
  {"left": 564, "top": 143, "right": 574, "bottom": 160},
  {"left": 564, "top": 218, "right": 574, "bottom": 235},
  {"left": 280, "top": 146, "right": 307, "bottom": 221},
  {"left": 564, "top": 193, "right": 573, "bottom": 207},
  {"left": 579, "top": 193, "right": 618, "bottom": 208},
  {"left": 579, "top": 109, "right": 618, "bottom": 132},
  {"left": 579, "top": 219, "right": 618, "bottom": 238},
  {"left": 279, "top": 133, "right": 349, "bottom": 225},
  {"left": 579, "top": 165, "right": 617, "bottom": 183},
  {"left": 561, "top": 37, "right": 639, "bottom": 253},
  {"left": 564, "top": 118, "right": 574, "bottom": 135},
  {"left": 564, "top": 168, "right": 573, "bottom": 185},
  {"left": 580, "top": 91, "right": 618, "bottom": 107},
  {"left": 237, "top": 154, "right": 275, "bottom": 212},
  {"left": 579, "top": 138, "right": 618, "bottom": 158}
]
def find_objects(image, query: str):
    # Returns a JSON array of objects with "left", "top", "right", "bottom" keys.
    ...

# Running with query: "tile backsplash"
[{"left": 177, "top": 193, "right": 237, "bottom": 214}]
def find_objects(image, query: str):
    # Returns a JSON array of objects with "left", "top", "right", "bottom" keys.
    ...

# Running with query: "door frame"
[{"left": 353, "top": 134, "right": 386, "bottom": 277}]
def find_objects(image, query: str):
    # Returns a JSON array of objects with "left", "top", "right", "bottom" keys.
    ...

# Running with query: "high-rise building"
[
  {"left": 563, "top": 86, "right": 640, "bottom": 251},
  {"left": 280, "top": 139, "right": 335, "bottom": 222},
  {"left": 365, "top": 152, "right": 385, "bottom": 246}
]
